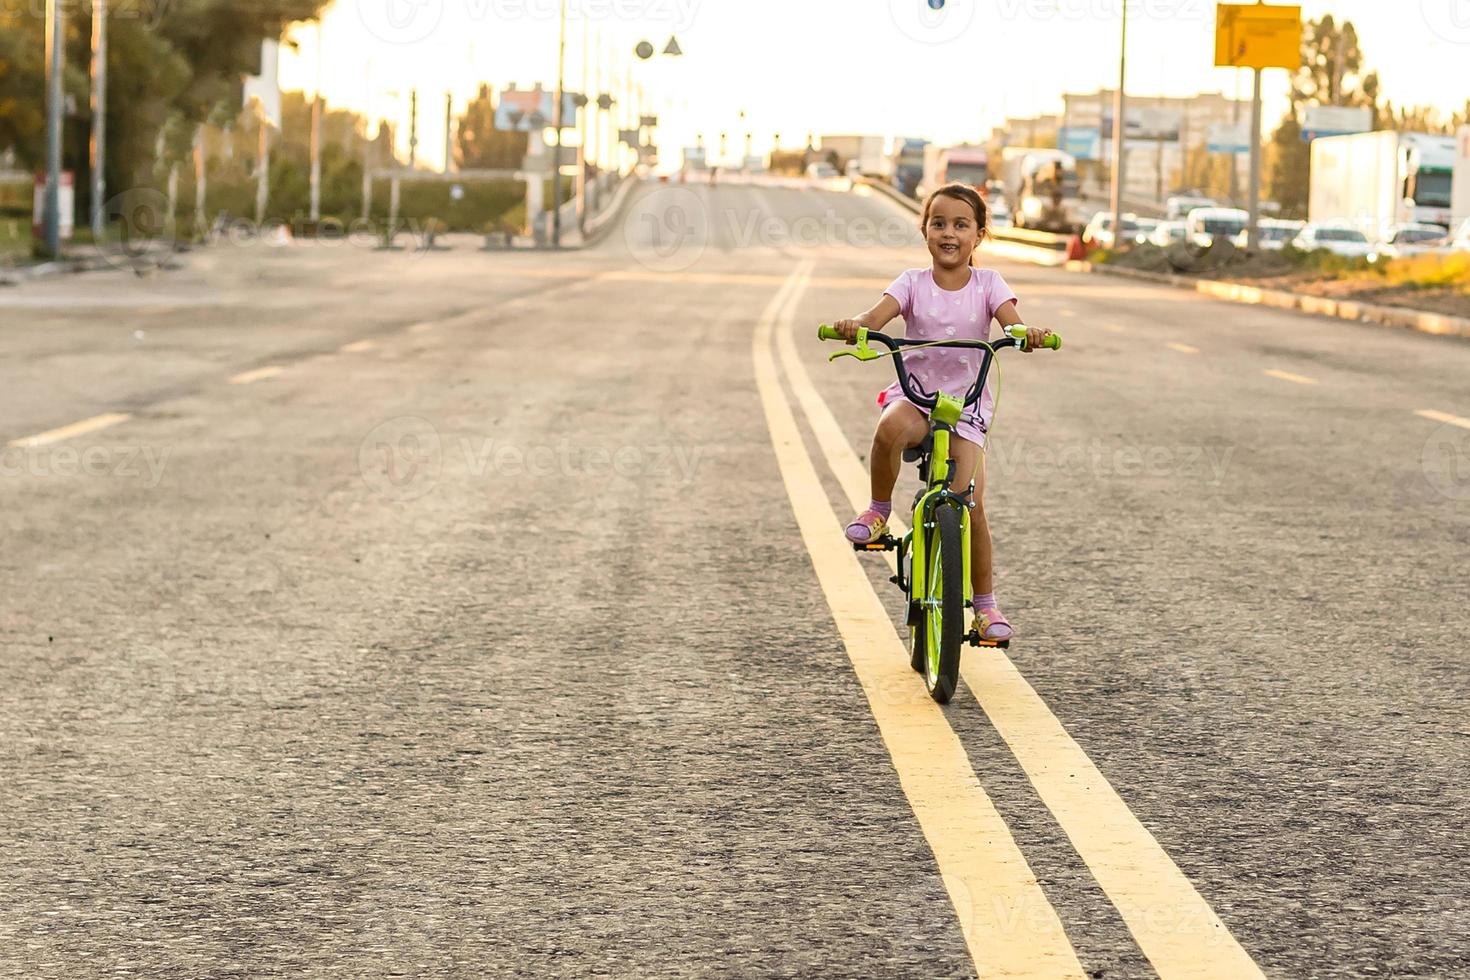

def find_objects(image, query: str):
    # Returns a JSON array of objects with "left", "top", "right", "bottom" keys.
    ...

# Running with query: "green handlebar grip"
[
  {"left": 817, "top": 324, "right": 843, "bottom": 341},
  {"left": 1005, "top": 324, "right": 1062, "bottom": 350}
]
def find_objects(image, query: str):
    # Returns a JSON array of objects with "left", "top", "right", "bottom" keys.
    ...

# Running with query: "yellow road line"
[
  {"left": 1263, "top": 368, "right": 1316, "bottom": 386},
  {"left": 7, "top": 412, "right": 131, "bottom": 449},
  {"left": 1416, "top": 408, "right": 1470, "bottom": 431},
  {"left": 755, "top": 263, "right": 1084, "bottom": 978},
  {"left": 339, "top": 339, "right": 377, "bottom": 353},
  {"left": 228, "top": 366, "right": 284, "bottom": 385},
  {"left": 774, "top": 302, "right": 1266, "bottom": 980},
  {"left": 1167, "top": 342, "right": 1200, "bottom": 354}
]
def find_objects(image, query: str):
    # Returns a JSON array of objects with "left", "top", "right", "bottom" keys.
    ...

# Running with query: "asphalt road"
[{"left": 2, "top": 176, "right": 1468, "bottom": 978}]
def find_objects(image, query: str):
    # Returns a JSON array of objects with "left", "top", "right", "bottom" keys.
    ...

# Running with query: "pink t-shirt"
[{"left": 879, "top": 266, "right": 1019, "bottom": 444}]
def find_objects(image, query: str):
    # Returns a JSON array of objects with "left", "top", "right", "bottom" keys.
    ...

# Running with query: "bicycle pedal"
[
  {"left": 853, "top": 534, "right": 899, "bottom": 552},
  {"left": 966, "top": 630, "right": 1010, "bottom": 650}
]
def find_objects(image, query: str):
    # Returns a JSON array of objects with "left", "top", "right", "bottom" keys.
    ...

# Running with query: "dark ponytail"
[{"left": 920, "top": 182, "right": 989, "bottom": 266}]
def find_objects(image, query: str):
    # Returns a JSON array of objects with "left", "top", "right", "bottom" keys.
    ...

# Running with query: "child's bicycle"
[{"left": 816, "top": 322, "right": 1062, "bottom": 703}]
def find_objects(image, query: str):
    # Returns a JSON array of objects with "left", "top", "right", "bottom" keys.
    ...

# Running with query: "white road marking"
[
  {"left": 7, "top": 412, "right": 131, "bottom": 449},
  {"left": 228, "top": 366, "right": 285, "bottom": 385},
  {"left": 339, "top": 339, "right": 377, "bottom": 353},
  {"left": 1263, "top": 368, "right": 1317, "bottom": 386},
  {"left": 755, "top": 264, "right": 1086, "bottom": 978},
  {"left": 1416, "top": 409, "right": 1470, "bottom": 431},
  {"left": 1167, "top": 341, "right": 1200, "bottom": 354},
  {"left": 775, "top": 299, "right": 1267, "bottom": 979}
]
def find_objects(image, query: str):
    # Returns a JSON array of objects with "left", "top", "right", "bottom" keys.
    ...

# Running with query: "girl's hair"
[{"left": 920, "top": 182, "right": 989, "bottom": 266}]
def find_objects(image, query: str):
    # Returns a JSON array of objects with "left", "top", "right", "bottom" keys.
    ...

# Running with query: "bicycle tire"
[{"left": 913, "top": 504, "right": 964, "bottom": 703}]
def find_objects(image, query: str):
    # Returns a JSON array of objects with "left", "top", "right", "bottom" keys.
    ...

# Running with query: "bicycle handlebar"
[{"left": 816, "top": 323, "right": 1061, "bottom": 412}]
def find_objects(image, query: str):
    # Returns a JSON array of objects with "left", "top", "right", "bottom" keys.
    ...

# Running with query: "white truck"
[
  {"left": 1309, "top": 130, "right": 1458, "bottom": 236},
  {"left": 819, "top": 135, "right": 888, "bottom": 178},
  {"left": 917, "top": 144, "right": 990, "bottom": 199},
  {"left": 999, "top": 147, "right": 1082, "bottom": 233}
]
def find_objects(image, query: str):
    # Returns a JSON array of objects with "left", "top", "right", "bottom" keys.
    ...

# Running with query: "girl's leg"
[
  {"left": 870, "top": 401, "right": 930, "bottom": 501},
  {"left": 847, "top": 401, "right": 928, "bottom": 543}
]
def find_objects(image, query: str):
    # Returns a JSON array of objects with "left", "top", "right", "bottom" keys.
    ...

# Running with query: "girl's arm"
[
  {"left": 993, "top": 300, "right": 1052, "bottom": 353},
  {"left": 833, "top": 294, "right": 901, "bottom": 343}
]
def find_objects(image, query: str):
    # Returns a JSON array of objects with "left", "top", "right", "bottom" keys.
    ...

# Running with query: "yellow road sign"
[{"left": 1215, "top": 3, "right": 1301, "bottom": 70}]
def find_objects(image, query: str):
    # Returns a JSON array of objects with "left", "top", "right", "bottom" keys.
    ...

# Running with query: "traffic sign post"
[{"left": 1215, "top": 3, "right": 1301, "bottom": 249}]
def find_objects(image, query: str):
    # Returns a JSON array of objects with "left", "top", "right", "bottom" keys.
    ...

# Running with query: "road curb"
[{"left": 1060, "top": 258, "right": 1470, "bottom": 341}]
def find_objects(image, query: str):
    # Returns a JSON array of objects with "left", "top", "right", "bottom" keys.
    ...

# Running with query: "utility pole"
[
  {"left": 1108, "top": 1, "right": 1128, "bottom": 246},
  {"left": 89, "top": 0, "right": 107, "bottom": 241},
  {"left": 193, "top": 125, "right": 206, "bottom": 235},
  {"left": 443, "top": 91, "right": 453, "bottom": 174},
  {"left": 1246, "top": 65, "right": 1263, "bottom": 249},
  {"left": 408, "top": 89, "right": 419, "bottom": 169},
  {"left": 577, "top": 20, "right": 589, "bottom": 231},
  {"left": 551, "top": 0, "right": 568, "bottom": 247},
  {"left": 309, "top": 20, "right": 323, "bottom": 222},
  {"left": 43, "top": 0, "right": 64, "bottom": 256},
  {"left": 255, "top": 111, "right": 269, "bottom": 226}
]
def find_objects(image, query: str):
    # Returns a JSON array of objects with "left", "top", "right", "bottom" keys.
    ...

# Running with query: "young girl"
[{"left": 831, "top": 182, "right": 1052, "bottom": 642}]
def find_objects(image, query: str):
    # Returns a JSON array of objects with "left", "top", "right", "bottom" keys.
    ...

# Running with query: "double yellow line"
[{"left": 753, "top": 263, "right": 1266, "bottom": 979}]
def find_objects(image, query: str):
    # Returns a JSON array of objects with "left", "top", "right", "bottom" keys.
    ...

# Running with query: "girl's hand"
[
  {"left": 1021, "top": 326, "right": 1053, "bottom": 352},
  {"left": 833, "top": 318, "right": 864, "bottom": 344}
]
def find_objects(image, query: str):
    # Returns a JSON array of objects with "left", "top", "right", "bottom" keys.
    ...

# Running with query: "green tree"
[
  {"left": 1266, "top": 15, "right": 1382, "bottom": 216},
  {"left": 455, "top": 84, "right": 528, "bottom": 170}
]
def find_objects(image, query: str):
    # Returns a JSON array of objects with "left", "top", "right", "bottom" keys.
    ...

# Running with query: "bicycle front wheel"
[{"left": 913, "top": 504, "right": 965, "bottom": 704}]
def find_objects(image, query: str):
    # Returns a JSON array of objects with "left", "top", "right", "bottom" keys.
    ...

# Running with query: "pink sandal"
[
  {"left": 844, "top": 509, "right": 889, "bottom": 544},
  {"left": 973, "top": 606, "right": 1014, "bottom": 642}
]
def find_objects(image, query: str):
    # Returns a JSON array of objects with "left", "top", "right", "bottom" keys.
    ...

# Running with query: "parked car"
[
  {"left": 1166, "top": 195, "right": 1216, "bottom": 220},
  {"left": 988, "top": 201, "right": 1013, "bottom": 229},
  {"left": 1291, "top": 223, "right": 1374, "bottom": 258},
  {"left": 1131, "top": 218, "right": 1159, "bottom": 245},
  {"left": 1369, "top": 223, "right": 1454, "bottom": 261},
  {"left": 1184, "top": 207, "right": 1249, "bottom": 247},
  {"left": 1231, "top": 218, "right": 1304, "bottom": 251},
  {"left": 806, "top": 162, "right": 840, "bottom": 180},
  {"left": 1148, "top": 220, "right": 1189, "bottom": 247},
  {"left": 1083, "top": 210, "right": 1142, "bottom": 248}
]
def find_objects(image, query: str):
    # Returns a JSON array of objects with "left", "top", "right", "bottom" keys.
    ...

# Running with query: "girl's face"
[{"left": 924, "top": 194, "right": 981, "bottom": 270}]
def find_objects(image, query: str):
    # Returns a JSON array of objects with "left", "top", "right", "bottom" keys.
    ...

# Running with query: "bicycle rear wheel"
[{"left": 913, "top": 504, "right": 964, "bottom": 703}]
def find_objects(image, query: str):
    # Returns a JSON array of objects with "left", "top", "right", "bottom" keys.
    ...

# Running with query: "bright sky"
[{"left": 279, "top": 1, "right": 1470, "bottom": 171}]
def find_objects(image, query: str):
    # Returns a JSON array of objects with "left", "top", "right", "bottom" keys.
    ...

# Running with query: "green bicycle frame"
[{"left": 906, "top": 394, "right": 974, "bottom": 622}]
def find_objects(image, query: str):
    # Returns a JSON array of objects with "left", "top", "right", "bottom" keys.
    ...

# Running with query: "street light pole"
[
  {"left": 551, "top": 0, "right": 568, "bottom": 247},
  {"left": 1108, "top": 0, "right": 1128, "bottom": 247},
  {"left": 43, "top": 0, "right": 65, "bottom": 256},
  {"left": 1246, "top": 66, "right": 1263, "bottom": 249},
  {"left": 308, "top": 20, "right": 323, "bottom": 223},
  {"left": 89, "top": 0, "right": 107, "bottom": 241}
]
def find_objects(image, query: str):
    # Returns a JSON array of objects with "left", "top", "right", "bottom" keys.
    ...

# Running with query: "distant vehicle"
[
  {"left": 1231, "top": 218, "right": 1304, "bottom": 251},
  {"left": 988, "top": 200, "right": 1013, "bottom": 229},
  {"left": 1083, "top": 211, "right": 1142, "bottom": 249},
  {"left": 1131, "top": 218, "right": 1160, "bottom": 245},
  {"left": 1148, "top": 220, "right": 1189, "bottom": 247},
  {"left": 918, "top": 144, "right": 990, "bottom": 199},
  {"left": 1292, "top": 222, "right": 1374, "bottom": 258},
  {"left": 1309, "top": 131, "right": 1457, "bottom": 236},
  {"left": 1369, "top": 222, "right": 1452, "bottom": 261},
  {"left": 1454, "top": 126, "right": 1470, "bottom": 233},
  {"left": 820, "top": 134, "right": 888, "bottom": 179},
  {"left": 1185, "top": 207, "right": 1249, "bottom": 247},
  {"left": 1000, "top": 147, "right": 1082, "bottom": 233},
  {"left": 806, "top": 162, "right": 840, "bottom": 180},
  {"left": 1166, "top": 195, "right": 1216, "bottom": 220},
  {"left": 890, "top": 138, "right": 929, "bottom": 198}
]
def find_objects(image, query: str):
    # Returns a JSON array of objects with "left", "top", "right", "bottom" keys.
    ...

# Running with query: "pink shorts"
[{"left": 878, "top": 389, "right": 988, "bottom": 449}]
